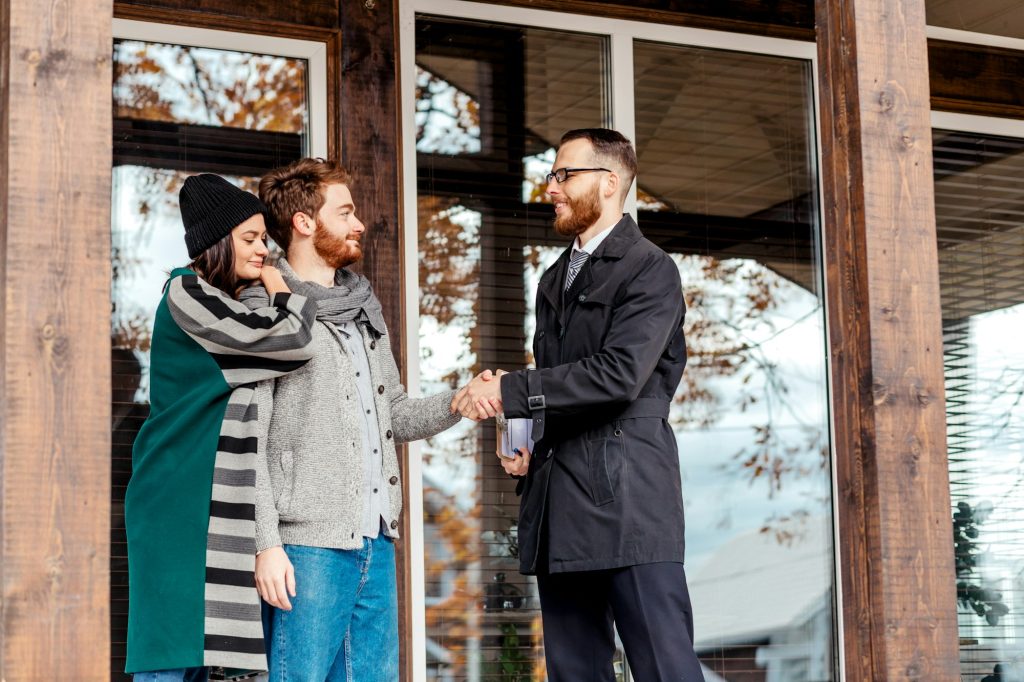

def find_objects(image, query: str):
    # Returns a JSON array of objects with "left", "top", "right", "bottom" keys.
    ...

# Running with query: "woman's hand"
[
  {"left": 498, "top": 447, "right": 531, "bottom": 477},
  {"left": 260, "top": 265, "right": 290, "bottom": 297},
  {"left": 255, "top": 546, "right": 296, "bottom": 610}
]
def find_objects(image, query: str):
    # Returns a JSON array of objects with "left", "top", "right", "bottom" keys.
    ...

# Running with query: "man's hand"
[
  {"left": 255, "top": 546, "right": 296, "bottom": 611},
  {"left": 498, "top": 446, "right": 531, "bottom": 477},
  {"left": 451, "top": 370, "right": 504, "bottom": 420}
]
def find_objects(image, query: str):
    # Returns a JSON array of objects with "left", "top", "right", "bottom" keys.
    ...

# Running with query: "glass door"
[{"left": 403, "top": 5, "right": 836, "bottom": 680}]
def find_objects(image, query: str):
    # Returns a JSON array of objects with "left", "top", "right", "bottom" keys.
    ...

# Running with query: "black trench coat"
[{"left": 500, "top": 215, "right": 688, "bottom": 575}]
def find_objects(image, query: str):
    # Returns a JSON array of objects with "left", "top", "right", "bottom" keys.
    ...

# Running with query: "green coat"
[{"left": 125, "top": 269, "right": 315, "bottom": 673}]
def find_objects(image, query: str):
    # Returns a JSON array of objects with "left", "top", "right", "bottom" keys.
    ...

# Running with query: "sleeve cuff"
[
  {"left": 500, "top": 371, "right": 530, "bottom": 418},
  {"left": 256, "top": 525, "right": 282, "bottom": 553}
]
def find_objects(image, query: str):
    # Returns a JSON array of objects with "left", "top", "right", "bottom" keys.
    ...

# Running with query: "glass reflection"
[
  {"left": 113, "top": 40, "right": 308, "bottom": 133},
  {"left": 415, "top": 17, "right": 609, "bottom": 681},
  {"left": 933, "top": 129, "right": 1024, "bottom": 682},
  {"left": 633, "top": 41, "right": 835, "bottom": 680},
  {"left": 110, "top": 39, "right": 310, "bottom": 681}
]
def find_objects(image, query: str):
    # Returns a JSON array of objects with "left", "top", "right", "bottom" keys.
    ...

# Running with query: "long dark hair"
[{"left": 188, "top": 231, "right": 247, "bottom": 299}]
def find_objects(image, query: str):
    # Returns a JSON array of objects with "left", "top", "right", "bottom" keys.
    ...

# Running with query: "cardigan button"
[
  {"left": 378, "top": 385, "right": 385, "bottom": 394},
  {"left": 389, "top": 476, "right": 398, "bottom": 485},
  {"left": 390, "top": 520, "right": 398, "bottom": 530},
  {"left": 370, "top": 340, "right": 377, "bottom": 350},
  {"left": 386, "top": 430, "right": 393, "bottom": 439}
]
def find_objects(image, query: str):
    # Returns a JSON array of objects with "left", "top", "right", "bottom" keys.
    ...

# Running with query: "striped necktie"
[{"left": 565, "top": 250, "right": 590, "bottom": 291}]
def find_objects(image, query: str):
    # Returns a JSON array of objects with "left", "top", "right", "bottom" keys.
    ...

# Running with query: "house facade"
[{"left": 2, "top": 0, "right": 1024, "bottom": 679}]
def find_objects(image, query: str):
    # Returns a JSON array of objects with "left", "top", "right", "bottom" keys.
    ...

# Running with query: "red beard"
[
  {"left": 554, "top": 181, "right": 602, "bottom": 237},
  {"left": 313, "top": 217, "right": 362, "bottom": 269}
]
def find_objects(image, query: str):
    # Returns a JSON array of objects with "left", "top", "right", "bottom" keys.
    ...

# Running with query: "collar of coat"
[{"left": 539, "top": 213, "right": 642, "bottom": 296}]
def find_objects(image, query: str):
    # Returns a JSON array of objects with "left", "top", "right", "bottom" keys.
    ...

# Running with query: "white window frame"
[
  {"left": 112, "top": 18, "right": 329, "bottom": 159},
  {"left": 927, "top": 24, "right": 1024, "bottom": 52},
  {"left": 399, "top": 2, "right": 836, "bottom": 681}
]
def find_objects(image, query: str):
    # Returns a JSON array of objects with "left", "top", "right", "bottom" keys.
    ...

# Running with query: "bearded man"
[
  {"left": 243, "top": 158, "right": 493, "bottom": 681},
  {"left": 457, "top": 129, "right": 706, "bottom": 681}
]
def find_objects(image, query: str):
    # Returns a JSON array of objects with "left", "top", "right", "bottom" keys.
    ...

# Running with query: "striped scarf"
[{"left": 203, "top": 384, "right": 266, "bottom": 670}]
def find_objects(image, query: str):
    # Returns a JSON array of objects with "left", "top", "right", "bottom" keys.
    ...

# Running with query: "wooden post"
[
  {"left": 816, "top": 0, "right": 960, "bottom": 679},
  {"left": 338, "top": 0, "right": 413, "bottom": 679},
  {"left": 0, "top": 0, "right": 112, "bottom": 677}
]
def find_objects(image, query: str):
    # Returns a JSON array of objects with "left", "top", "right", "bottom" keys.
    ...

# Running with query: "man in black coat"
[{"left": 460, "top": 129, "right": 705, "bottom": 681}]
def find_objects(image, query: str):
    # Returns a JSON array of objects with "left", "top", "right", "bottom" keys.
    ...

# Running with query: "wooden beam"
[
  {"left": 0, "top": 0, "right": 112, "bottom": 677},
  {"left": 929, "top": 38, "right": 1024, "bottom": 120},
  {"left": 114, "top": 0, "right": 338, "bottom": 29},
  {"left": 816, "top": 0, "right": 960, "bottom": 679},
  {"left": 484, "top": 0, "right": 815, "bottom": 40}
]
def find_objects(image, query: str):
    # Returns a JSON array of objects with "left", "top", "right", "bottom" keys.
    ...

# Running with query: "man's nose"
[
  {"left": 353, "top": 217, "right": 366, "bottom": 234},
  {"left": 546, "top": 178, "right": 560, "bottom": 198}
]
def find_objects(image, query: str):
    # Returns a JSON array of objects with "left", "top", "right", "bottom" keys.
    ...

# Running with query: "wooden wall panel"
[
  {"left": 115, "top": 0, "right": 338, "bottom": 29},
  {"left": 929, "top": 39, "right": 1024, "bottom": 120},
  {"left": 816, "top": 0, "right": 960, "bottom": 679},
  {"left": 0, "top": 0, "right": 113, "bottom": 677},
  {"left": 337, "top": 1, "right": 411, "bottom": 678},
  {"left": 484, "top": 0, "right": 815, "bottom": 40},
  {"left": 340, "top": 0, "right": 402, "bottom": 351}
]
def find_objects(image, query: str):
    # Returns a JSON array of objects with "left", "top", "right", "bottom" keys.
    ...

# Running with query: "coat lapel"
[{"left": 538, "top": 247, "right": 571, "bottom": 319}]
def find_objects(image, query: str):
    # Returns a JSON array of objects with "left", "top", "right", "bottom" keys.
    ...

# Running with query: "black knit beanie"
[{"left": 179, "top": 174, "right": 267, "bottom": 259}]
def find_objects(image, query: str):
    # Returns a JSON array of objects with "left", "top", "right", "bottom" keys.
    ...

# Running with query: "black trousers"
[{"left": 536, "top": 562, "right": 705, "bottom": 682}]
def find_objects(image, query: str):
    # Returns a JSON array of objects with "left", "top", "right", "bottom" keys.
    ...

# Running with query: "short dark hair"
[
  {"left": 259, "top": 158, "right": 352, "bottom": 251},
  {"left": 560, "top": 128, "right": 638, "bottom": 196}
]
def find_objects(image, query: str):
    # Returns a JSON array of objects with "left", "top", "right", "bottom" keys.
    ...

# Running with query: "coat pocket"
[
  {"left": 276, "top": 449, "right": 295, "bottom": 516},
  {"left": 586, "top": 433, "right": 623, "bottom": 506}
]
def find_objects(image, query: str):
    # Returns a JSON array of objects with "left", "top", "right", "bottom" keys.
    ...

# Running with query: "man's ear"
[
  {"left": 292, "top": 212, "right": 315, "bottom": 237},
  {"left": 603, "top": 171, "right": 620, "bottom": 199}
]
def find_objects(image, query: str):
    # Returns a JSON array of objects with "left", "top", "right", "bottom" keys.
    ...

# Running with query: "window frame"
[
  {"left": 112, "top": 18, "right": 330, "bottom": 159},
  {"left": 108, "top": 18, "right": 330, "bottom": 678},
  {"left": 398, "top": 2, "right": 836, "bottom": 680},
  {"left": 929, "top": 106, "right": 1024, "bottom": 679}
]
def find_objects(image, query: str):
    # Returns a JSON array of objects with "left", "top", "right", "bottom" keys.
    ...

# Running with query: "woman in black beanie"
[{"left": 125, "top": 174, "right": 318, "bottom": 681}]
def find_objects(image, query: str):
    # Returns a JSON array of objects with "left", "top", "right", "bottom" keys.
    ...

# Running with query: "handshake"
[{"left": 449, "top": 369, "right": 507, "bottom": 421}]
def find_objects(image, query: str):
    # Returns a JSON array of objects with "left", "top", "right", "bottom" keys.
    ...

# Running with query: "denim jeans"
[
  {"left": 262, "top": 536, "right": 398, "bottom": 682},
  {"left": 133, "top": 668, "right": 208, "bottom": 682}
]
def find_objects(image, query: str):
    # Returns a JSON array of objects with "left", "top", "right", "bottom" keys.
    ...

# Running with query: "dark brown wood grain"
[
  {"left": 113, "top": 3, "right": 335, "bottom": 37},
  {"left": 337, "top": 0, "right": 410, "bottom": 677},
  {"left": 484, "top": 0, "right": 815, "bottom": 40},
  {"left": 929, "top": 39, "right": 1024, "bottom": 120},
  {"left": 115, "top": 0, "right": 338, "bottom": 29},
  {"left": 816, "top": 0, "right": 960, "bottom": 679},
  {"left": 1, "top": 0, "right": 113, "bottom": 677},
  {"left": 340, "top": 0, "right": 403, "bottom": 363}
]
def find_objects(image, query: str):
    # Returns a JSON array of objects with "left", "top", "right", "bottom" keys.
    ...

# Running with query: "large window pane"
[
  {"left": 415, "top": 17, "right": 609, "bottom": 680},
  {"left": 110, "top": 37, "right": 310, "bottom": 680},
  {"left": 633, "top": 41, "right": 836, "bottom": 680},
  {"left": 934, "top": 129, "right": 1024, "bottom": 681}
]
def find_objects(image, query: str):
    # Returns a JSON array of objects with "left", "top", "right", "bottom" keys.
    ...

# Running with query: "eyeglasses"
[{"left": 545, "top": 167, "right": 611, "bottom": 184}]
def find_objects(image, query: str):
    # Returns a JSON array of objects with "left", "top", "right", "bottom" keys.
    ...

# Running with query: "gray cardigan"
[{"left": 252, "top": 317, "right": 459, "bottom": 551}]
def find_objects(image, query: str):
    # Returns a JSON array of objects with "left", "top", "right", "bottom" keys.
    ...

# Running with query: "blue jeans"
[
  {"left": 262, "top": 537, "right": 398, "bottom": 682},
  {"left": 133, "top": 669, "right": 207, "bottom": 682}
]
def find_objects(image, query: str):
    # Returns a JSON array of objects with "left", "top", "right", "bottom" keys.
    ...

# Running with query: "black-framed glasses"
[{"left": 545, "top": 167, "right": 611, "bottom": 184}]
